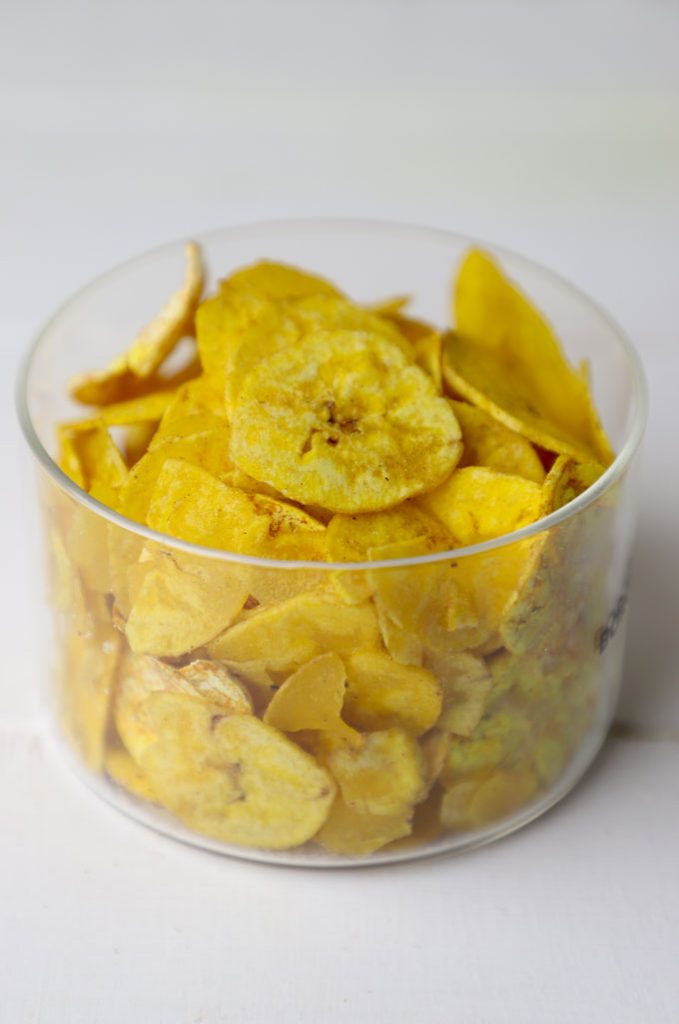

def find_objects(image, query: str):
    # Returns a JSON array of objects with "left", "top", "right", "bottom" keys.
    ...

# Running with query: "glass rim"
[{"left": 15, "top": 216, "right": 648, "bottom": 572}]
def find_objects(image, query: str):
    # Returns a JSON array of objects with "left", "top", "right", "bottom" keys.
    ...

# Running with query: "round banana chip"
[
  {"left": 139, "top": 693, "right": 336, "bottom": 849},
  {"left": 230, "top": 330, "right": 462, "bottom": 513}
]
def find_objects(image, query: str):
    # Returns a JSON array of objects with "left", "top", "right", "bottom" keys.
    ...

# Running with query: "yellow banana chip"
[
  {"left": 123, "top": 422, "right": 160, "bottom": 467},
  {"left": 447, "top": 249, "right": 612, "bottom": 463},
  {"left": 421, "top": 466, "right": 542, "bottom": 544},
  {"left": 70, "top": 242, "right": 203, "bottom": 404},
  {"left": 263, "top": 652, "right": 358, "bottom": 741},
  {"left": 424, "top": 650, "right": 492, "bottom": 737},
  {"left": 197, "top": 286, "right": 299, "bottom": 405},
  {"left": 288, "top": 294, "right": 413, "bottom": 358},
  {"left": 139, "top": 693, "right": 335, "bottom": 849},
  {"left": 327, "top": 503, "right": 450, "bottom": 602},
  {"left": 323, "top": 728, "right": 426, "bottom": 817},
  {"left": 368, "top": 537, "right": 487, "bottom": 655},
  {"left": 451, "top": 400, "right": 545, "bottom": 483},
  {"left": 500, "top": 456, "right": 610, "bottom": 654},
  {"left": 115, "top": 651, "right": 252, "bottom": 761},
  {"left": 117, "top": 429, "right": 234, "bottom": 525},
  {"left": 96, "top": 389, "right": 178, "bottom": 427},
  {"left": 230, "top": 330, "right": 462, "bottom": 513},
  {"left": 146, "top": 459, "right": 325, "bottom": 562},
  {"left": 59, "top": 620, "right": 122, "bottom": 771},
  {"left": 125, "top": 550, "right": 249, "bottom": 657},
  {"left": 440, "top": 768, "right": 538, "bottom": 830},
  {"left": 441, "top": 710, "right": 530, "bottom": 785},
  {"left": 104, "top": 743, "right": 157, "bottom": 803},
  {"left": 342, "top": 650, "right": 441, "bottom": 736},
  {"left": 151, "top": 375, "right": 226, "bottom": 442},
  {"left": 224, "top": 260, "right": 341, "bottom": 301},
  {"left": 316, "top": 797, "right": 412, "bottom": 856},
  {"left": 58, "top": 420, "right": 127, "bottom": 498},
  {"left": 209, "top": 593, "right": 380, "bottom": 674},
  {"left": 374, "top": 602, "right": 423, "bottom": 666}
]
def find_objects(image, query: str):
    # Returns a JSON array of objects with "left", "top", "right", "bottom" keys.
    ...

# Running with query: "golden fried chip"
[
  {"left": 151, "top": 375, "right": 226, "bottom": 444},
  {"left": 209, "top": 593, "right": 380, "bottom": 674},
  {"left": 264, "top": 652, "right": 358, "bottom": 741},
  {"left": 58, "top": 420, "right": 127, "bottom": 501},
  {"left": 366, "top": 295, "right": 410, "bottom": 316},
  {"left": 146, "top": 459, "right": 325, "bottom": 563},
  {"left": 139, "top": 693, "right": 335, "bottom": 849},
  {"left": 117, "top": 428, "right": 234, "bottom": 525},
  {"left": 499, "top": 460, "right": 611, "bottom": 655},
  {"left": 59, "top": 620, "right": 122, "bottom": 771},
  {"left": 367, "top": 536, "right": 487, "bottom": 656},
  {"left": 548, "top": 456, "right": 606, "bottom": 510},
  {"left": 412, "top": 330, "right": 443, "bottom": 393},
  {"left": 288, "top": 294, "right": 414, "bottom": 357},
  {"left": 122, "top": 421, "right": 159, "bottom": 467},
  {"left": 375, "top": 602, "right": 423, "bottom": 666},
  {"left": 440, "top": 768, "right": 538, "bottom": 831},
  {"left": 316, "top": 797, "right": 412, "bottom": 856},
  {"left": 342, "top": 650, "right": 441, "bottom": 736},
  {"left": 197, "top": 286, "right": 299, "bottom": 404},
  {"left": 441, "top": 710, "right": 530, "bottom": 786},
  {"left": 115, "top": 651, "right": 252, "bottom": 761},
  {"left": 421, "top": 466, "right": 542, "bottom": 544},
  {"left": 421, "top": 730, "right": 450, "bottom": 789},
  {"left": 69, "top": 243, "right": 203, "bottom": 404},
  {"left": 231, "top": 330, "right": 462, "bottom": 513},
  {"left": 323, "top": 728, "right": 426, "bottom": 817},
  {"left": 104, "top": 743, "right": 157, "bottom": 803},
  {"left": 449, "top": 249, "right": 613, "bottom": 463},
  {"left": 424, "top": 650, "right": 492, "bottom": 737},
  {"left": 125, "top": 550, "right": 249, "bottom": 656},
  {"left": 451, "top": 400, "right": 545, "bottom": 483},
  {"left": 97, "top": 389, "right": 178, "bottom": 426},
  {"left": 327, "top": 503, "right": 450, "bottom": 602},
  {"left": 224, "top": 260, "right": 341, "bottom": 301}
]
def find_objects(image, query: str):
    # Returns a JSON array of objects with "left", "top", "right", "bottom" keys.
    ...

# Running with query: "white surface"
[{"left": 2, "top": 2, "right": 679, "bottom": 1021}]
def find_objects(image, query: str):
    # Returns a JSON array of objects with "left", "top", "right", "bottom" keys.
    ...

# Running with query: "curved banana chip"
[{"left": 230, "top": 329, "right": 462, "bottom": 513}]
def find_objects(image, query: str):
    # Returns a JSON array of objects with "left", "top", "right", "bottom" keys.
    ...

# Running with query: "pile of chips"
[{"left": 47, "top": 243, "right": 615, "bottom": 856}]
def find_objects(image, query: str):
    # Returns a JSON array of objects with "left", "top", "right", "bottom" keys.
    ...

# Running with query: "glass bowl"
[{"left": 16, "top": 220, "right": 647, "bottom": 866}]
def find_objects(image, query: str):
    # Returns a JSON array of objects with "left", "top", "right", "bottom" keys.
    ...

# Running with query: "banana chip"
[
  {"left": 441, "top": 711, "right": 530, "bottom": 786},
  {"left": 146, "top": 459, "right": 326, "bottom": 562},
  {"left": 117, "top": 429, "right": 234, "bottom": 525},
  {"left": 421, "top": 466, "right": 542, "bottom": 544},
  {"left": 424, "top": 650, "right": 492, "bottom": 737},
  {"left": 224, "top": 260, "right": 341, "bottom": 301},
  {"left": 115, "top": 651, "right": 252, "bottom": 761},
  {"left": 327, "top": 504, "right": 450, "bottom": 602},
  {"left": 263, "top": 652, "right": 358, "bottom": 741},
  {"left": 139, "top": 693, "right": 335, "bottom": 849},
  {"left": 70, "top": 243, "right": 203, "bottom": 404},
  {"left": 58, "top": 420, "right": 127, "bottom": 499},
  {"left": 440, "top": 769, "right": 538, "bottom": 831},
  {"left": 451, "top": 400, "right": 545, "bottom": 483},
  {"left": 322, "top": 728, "right": 426, "bottom": 817},
  {"left": 288, "top": 295, "right": 413, "bottom": 357},
  {"left": 342, "top": 650, "right": 441, "bottom": 736},
  {"left": 448, "top": 249, "right": 613, "bottom": 464},
  {"left": 59, "top": 620, "right": 122, "bottom": 770},
  {"left": 104, "top": 743, "right": 157, "bottom": 803},
  {"left": 125, "top": 550, "right": 249, "bottom": 657},
  {"left": 316, "top": 797, "right": 412, "bottom": 856},
  {"left": 209, "top": 593, "right": 380, "bottom": 674},
  {"left": 230, "top": 330, "right": 462, "bottom": 513}
]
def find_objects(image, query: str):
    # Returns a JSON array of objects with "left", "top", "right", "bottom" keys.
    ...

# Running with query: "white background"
[{"left": 2, "top": 2, "right": 679, "bottom": 1021}]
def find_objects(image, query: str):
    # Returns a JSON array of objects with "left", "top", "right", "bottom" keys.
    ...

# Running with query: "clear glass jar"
[{"left": 16, "top": 221, "right": 647, "bottom": 865}]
